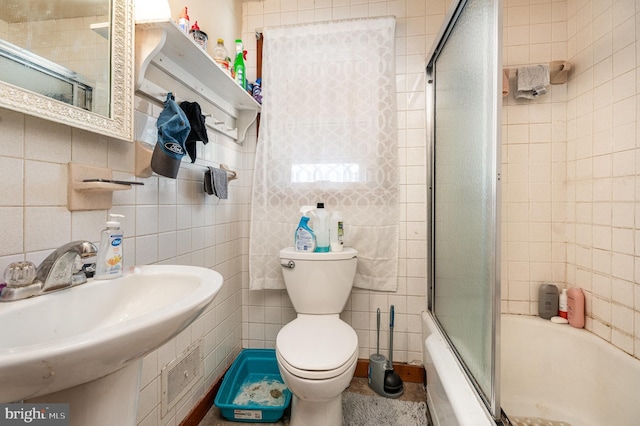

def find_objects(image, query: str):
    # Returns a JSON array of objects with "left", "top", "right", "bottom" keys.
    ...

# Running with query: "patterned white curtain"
[{"left": 249, "top": 17, "right": 398, "bottom": 291}]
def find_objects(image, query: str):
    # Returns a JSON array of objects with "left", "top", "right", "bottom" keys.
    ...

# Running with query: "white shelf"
[{"left": 134, "top": 19, "right": 260, "bottom": 142}]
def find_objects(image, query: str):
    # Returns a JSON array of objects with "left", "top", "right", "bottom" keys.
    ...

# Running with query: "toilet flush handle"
[{"left": 281, "top": 260, "right": 295, "bottom": 269}]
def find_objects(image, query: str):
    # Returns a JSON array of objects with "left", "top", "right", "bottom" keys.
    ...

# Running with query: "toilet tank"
[{"left": 279, "top": 247, "right": 358, "bottom": 315}]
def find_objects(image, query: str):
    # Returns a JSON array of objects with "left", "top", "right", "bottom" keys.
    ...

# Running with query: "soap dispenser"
[{"left": 95, "top": 214, "right": 124, "bottom": 280}]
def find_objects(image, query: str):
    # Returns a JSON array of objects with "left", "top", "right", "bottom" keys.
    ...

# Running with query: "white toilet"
[{"left": 276, "top": 247, "right": 359, "bottom": 426}]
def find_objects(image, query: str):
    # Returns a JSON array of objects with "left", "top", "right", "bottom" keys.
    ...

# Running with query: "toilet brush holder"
[{"left": 368, "top": 353, "right": 387, "bottom": 396}]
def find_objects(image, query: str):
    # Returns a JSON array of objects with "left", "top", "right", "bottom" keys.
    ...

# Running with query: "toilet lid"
[{"left": 276, "top": 315, "right": 358, "bottom": 372}]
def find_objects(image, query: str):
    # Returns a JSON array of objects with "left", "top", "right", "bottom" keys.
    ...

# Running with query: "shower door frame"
[{"left": 425, "top": 0, "right": 503, "bottom": 420}]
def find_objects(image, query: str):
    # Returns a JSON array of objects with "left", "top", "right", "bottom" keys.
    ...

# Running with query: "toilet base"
[{"left": 290, "top": 393, "right": 342, "bottom": 426}]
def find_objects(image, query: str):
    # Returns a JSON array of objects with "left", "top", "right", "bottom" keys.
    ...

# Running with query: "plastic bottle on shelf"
[
  {"left": 233, "top": 39, "right": 247, "bottom": 90},
  {"left": 178, "top": 7, "right": 190, "bottom": 35},
  {"left": 212, "top": 39, "right": 230, "bottom": 76},
  {"left": 189, "top": 21, "right": 208, "bottom": 50}
]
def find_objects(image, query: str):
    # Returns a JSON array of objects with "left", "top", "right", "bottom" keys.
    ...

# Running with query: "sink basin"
[{"left": 0, "top": 265, "right": 223, "bottom": 403}]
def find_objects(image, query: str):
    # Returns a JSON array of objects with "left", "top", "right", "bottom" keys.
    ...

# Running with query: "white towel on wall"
[{"left": 516, "top": 65, "right": 550, "bottom": 99}]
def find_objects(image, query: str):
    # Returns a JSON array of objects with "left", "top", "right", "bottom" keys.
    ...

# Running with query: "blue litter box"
[{"left": 214, "top": 349, "right": 291, "bottom": 423}]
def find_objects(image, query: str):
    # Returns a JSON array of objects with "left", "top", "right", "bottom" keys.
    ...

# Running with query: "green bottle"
[{"left": 234, "top": 39, "right": 246, "bottom": 90}]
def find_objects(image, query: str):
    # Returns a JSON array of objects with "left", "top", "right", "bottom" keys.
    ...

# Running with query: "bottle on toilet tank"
[
  {"left": 295, "top": 206, "right": 317, "bottom": 252},
  {"left": 329, "top": 211, "right": 344, "bottom": 252},
  {"left": 314, "top": 202, "right": 330, "bottom": 252}
]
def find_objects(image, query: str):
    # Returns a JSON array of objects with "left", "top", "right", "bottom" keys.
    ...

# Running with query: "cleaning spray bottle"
[
  {"left": 95, "top": 214, "right": 124, "bottom": 280},
  {"left": 294, "top": 206, "right": 316, "bottom": 252}
]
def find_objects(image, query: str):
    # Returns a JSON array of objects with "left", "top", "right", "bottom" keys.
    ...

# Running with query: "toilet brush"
[{"left": 383, "top": 305, "right": 403, "bottom": 396}]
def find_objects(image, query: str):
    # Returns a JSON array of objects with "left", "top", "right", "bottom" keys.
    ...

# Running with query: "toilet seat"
[{"left": 276, "top": 315, "right": 358, "bottom": 380}]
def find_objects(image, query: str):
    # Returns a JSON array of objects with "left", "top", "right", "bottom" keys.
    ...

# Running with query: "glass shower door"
[{"left": 426, "top": 0, "right": 502, "bottom": 419}]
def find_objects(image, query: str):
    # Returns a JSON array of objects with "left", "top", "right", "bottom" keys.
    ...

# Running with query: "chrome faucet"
[
  {"left": 36, "top": 241, "right": 98, "bottom": 292},
  {"left": 0, "top": 241, "right": 98, "bottom": 302}
]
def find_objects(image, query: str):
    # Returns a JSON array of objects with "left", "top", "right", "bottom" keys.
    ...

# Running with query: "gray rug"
[{"left": 342, "top": 392, "right": 428, "bottom": 426}]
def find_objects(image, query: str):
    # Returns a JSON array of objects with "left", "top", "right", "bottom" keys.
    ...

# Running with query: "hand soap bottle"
[{"left": 95, "top": 214, "right": 124, "bottom": 280}]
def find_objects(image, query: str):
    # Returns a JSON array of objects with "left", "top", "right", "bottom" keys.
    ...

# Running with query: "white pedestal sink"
[{"left": 0, "top": 265, "right": 223, "bottom": 426}]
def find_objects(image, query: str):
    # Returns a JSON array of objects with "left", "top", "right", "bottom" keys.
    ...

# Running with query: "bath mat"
[
  {"left": 342, "top": 392, "right": 428, "bottom": 426},
  {"left": 510, "top": 416, "right": 572, "bottom": 426}
]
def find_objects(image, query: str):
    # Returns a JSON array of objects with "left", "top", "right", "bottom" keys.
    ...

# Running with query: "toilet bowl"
[{"left": 276, "top": 247, "right": 358, "bottom": 426}]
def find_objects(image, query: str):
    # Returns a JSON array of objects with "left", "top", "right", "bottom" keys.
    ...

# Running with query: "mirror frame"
[{"left": 0, "top": 0, "right": 134, "bottom": 141}]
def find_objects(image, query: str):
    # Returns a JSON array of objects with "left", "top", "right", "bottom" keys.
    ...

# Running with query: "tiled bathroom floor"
[{"left": 198, "top": 377, "right": 427, "bottom": 426}]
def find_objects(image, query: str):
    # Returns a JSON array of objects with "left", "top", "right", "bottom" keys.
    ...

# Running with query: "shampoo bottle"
[
  {"left": 314, "top": 202, "right": 330, "bottom": 252},
  {"left": 558, "top": 288, "right": 568, "bottom": 319},
  {"left": 94, "top": 214, "right": 124, "bottom": 280},
  {"left": 567, "top": 287, "right": 585, "bottom": 328},
  {"left": 538, "top": 283, "right": 559, "bottom": 319},
  {"left": 330, "top": 211, "right": 344, "bottom": 252}
]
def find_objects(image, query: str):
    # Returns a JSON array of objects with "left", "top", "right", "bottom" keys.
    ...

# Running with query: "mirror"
[{"left": 0, "top": 0, "right": 133, "bottom": 141}]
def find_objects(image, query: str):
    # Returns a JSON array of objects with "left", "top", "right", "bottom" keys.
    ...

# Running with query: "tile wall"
[
  {"left": 503, "top": 0, "right": 640, "bottom": 360},
  {"left": 501, "top": 0, "right": 569, "bottom": 315},
  {"left": 565, "top": 0, "right": 640, "bottom": 357}
]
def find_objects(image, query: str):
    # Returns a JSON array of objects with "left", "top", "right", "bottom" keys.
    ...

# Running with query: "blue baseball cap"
[{"left": 151, "top": 93, "right": 191, "bottom": 178}]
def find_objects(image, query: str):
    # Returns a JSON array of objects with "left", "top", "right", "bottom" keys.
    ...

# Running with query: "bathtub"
[
  {"left": 422, "top": 312, "right": 494, "bottom": 426},
  {"left": 423, "top": 312, "right": 640, "bottom": 425}
]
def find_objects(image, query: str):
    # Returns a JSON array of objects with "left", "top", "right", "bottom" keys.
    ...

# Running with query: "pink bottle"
[{"left": 567, "top": 288, "right": 585, "bottom": 328}]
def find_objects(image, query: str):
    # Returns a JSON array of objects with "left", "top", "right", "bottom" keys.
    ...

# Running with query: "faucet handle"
[{"left": 4, "top": 261, "right": 37, "bottom": 287}]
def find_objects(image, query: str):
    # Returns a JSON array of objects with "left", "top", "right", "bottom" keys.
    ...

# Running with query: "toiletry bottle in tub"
[
  {"left": 95, "top": 214, "right": 124, "bottom": 280},
  {"left": 558, "top": 288, "right": 568, "bottom": 319},
  {"left": 538, "top": 283, "right": 558, "bottom": 319},
  {"left": 567, "top": 288, "right": 585, "bottom": 328}
]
